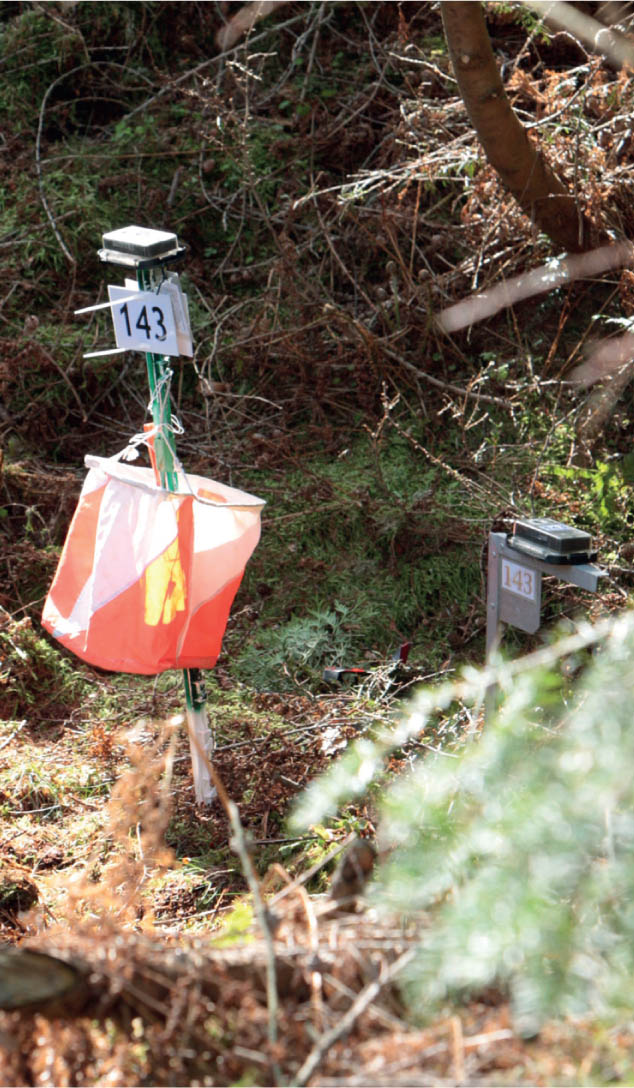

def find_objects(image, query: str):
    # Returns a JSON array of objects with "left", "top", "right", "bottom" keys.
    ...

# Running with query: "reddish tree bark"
[{"left": 441, "top": 2, "right": 604, "bottom": 253}]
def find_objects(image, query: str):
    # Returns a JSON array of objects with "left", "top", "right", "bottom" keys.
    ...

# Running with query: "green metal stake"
[
  {"left": 136, "top": 261, "right": 215, "bottom": 805},
  {"left": 137, "top": 264, "right": 178, "bottom": 488},
  {"left": 97, "top": 226, "right": 214, "bottom": 804}
]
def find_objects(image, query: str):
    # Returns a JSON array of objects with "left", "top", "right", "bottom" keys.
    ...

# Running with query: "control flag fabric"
[{"left": 42, "top": 456, "right": 264, "bottom": 674}]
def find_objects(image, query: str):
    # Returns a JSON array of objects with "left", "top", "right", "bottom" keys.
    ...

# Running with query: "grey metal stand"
[{"left": 485, "top": 528, "right": 607, "bottom": 716}]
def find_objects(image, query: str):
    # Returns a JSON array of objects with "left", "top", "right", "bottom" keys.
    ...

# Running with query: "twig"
[
  {"left": 32, "top": 342, "right": 87, "bottom": 421},
  {"left": 311, "top": 197, "right": 376, "bottom": 312},
  {"left": 6, "top": 804, "right": 64, "bottom": 816},
  {"left": 35, "top": 59, "right": 156, "bottom": 264},
  {"left": 267, "top": 498, "right": 363, "bottom": 524},
  {"left": 295, "top": 883, "right": 324, "bottom": 1031},
  {"left": 324, "top": 304, "right": 514, "bottom": 408},
  {"left": 185, "top": 725, "right": 281, "bottom": 1082},
  {"left": 36, "top": 63, "right": 94, "bottom": 264},
  {"left": 212, "top": 718, "right": 353, "bottom": 753},
  {"left": 227, "top": 799, "right": 281, "bottom": 1076},
  {"left": 321, "top": 972, "right": 408, "bottom": 1031},
  {"left": 298, "top": 1, "right": 326, "bottom": 102},
  {"left": 32, "top": 0, "right": 90, "bottom": 59},
  {"left": 321, "top": 1025, "right": 514, "bottom": 1084},
  {"left": 118, "top": 10, "right": 310, "bottom": 125},
  {"left": 0, "top": 719, "right": 27, "bottom": 752},
  {"left": 389, "top": 411, "right": 518, "bottom": 510},
  {"left": 380, "top": 342, "right": 515, "bottom": 408},
  {"left": 268, "top": 835, "right": 354, "bottom": 908},
  {"left": 451, "top": 1014, "right": 465, "bottom": 1084},
  {"left": 293, "top": 947, "right": 416, "bottom": 1087},
  {"left": 253, "top": 835, "right": 319, "bottom": 845}
]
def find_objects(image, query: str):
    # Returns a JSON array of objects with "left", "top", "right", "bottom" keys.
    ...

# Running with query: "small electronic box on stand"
[{"left": 486, "top": 516, "right": 607, "bottom": 662}]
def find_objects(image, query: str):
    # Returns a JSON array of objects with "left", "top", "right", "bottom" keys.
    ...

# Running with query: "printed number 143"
[
  {"left": 502, "top": 559, "right": 535, "bottom": 599},
  {"left": 119, "top": 302, "right": 167, "bottom": 341}
]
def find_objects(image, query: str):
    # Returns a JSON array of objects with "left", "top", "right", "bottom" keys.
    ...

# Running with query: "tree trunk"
[{"left": 441, "top": 2, "right": 603, "bottom": 254}]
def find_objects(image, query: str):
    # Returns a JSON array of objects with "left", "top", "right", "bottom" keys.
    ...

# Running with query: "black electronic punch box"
[{"left": 507, "top": 517, "right": 597, "bottom": 565}]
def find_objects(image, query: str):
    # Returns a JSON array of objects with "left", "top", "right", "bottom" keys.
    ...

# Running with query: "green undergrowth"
[
  {"left": 211, "top": 899, "right": 255, "bottom": 947},
  {"left": 547, "top": 455, "right": 634, "bottom": 543},
  {"left": 230, "top": 423, "right": 487, "bottom": 690},
  {"left": 228, "top": 383, "right": 634, "bottom": 691},
  {"left": 0, "top": 747, "right": 109, "bottom": 814},
  {"left": 0, "top": 618, "right": 87, "bottom": 723},
  {"left": 291, "top": 609, "right": 634, "bottom": 1035}
]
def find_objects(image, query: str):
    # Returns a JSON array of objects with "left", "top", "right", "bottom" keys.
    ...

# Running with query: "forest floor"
[
  {"left": 3, "top": 1, "right": 634, "bottom": 1084},
  {"left": 4, "top": 664, "right": 634, "bottom": 1087}
]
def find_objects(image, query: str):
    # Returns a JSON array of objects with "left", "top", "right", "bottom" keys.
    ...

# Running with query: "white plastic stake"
[{"left": 186, "top": 705, "right": 216, "bottom": 805}]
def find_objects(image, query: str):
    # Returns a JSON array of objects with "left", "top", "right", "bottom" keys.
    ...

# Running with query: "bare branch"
[
  {"left": 526, "top": 0, "right": 634, "bottom": 69},
  {"left": 438, "top": 242, "right": 634, "bottom": 333},
  {"left": 294, "top": 948, "right": 416, "bottom": 1087}
]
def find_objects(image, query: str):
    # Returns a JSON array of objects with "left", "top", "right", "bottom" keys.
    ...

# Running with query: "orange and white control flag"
[{"left": 42, "top": 456, "right": 264, "bottom": 674}]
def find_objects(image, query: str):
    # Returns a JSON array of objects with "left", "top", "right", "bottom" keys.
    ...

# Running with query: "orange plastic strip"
[{"left": 144, "top": 423, "right": 160, "bottom": 486}]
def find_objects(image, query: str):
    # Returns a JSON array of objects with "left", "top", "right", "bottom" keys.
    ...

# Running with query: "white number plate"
[
  {"left": 109, "top": 286, "right": 179, "bottom": 356},
  {"left": 501, "top": 558, "right": 537, "bottom": 601},
  {"left": 124, "top": 276, "right": 193, "bottom": 358}
]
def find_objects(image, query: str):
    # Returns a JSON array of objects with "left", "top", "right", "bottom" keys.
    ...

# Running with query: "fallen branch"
[{"left": 293, "top": 947, "right": 416, "bottom": 1087}]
